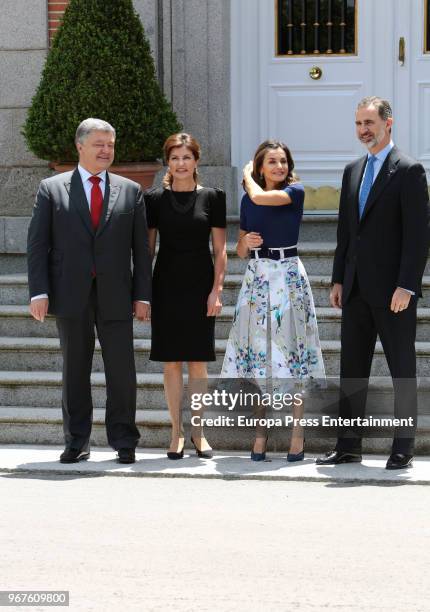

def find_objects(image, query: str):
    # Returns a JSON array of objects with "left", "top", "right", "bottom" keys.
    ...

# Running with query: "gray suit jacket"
[{"left": 27, "top": 168, "right": 152, "bottom": 319}]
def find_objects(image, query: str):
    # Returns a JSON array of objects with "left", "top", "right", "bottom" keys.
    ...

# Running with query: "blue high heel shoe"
[
  {"left": 251, "top": 437, "right": 268, "bottom": 462},
  {"left": 287, "top": 439, "right": 305, "bottom": 462}
]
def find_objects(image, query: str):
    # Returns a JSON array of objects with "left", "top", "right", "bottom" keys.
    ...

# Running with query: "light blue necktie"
[{"left": 358, "top": 155, "right": 377, "bottom": 219}]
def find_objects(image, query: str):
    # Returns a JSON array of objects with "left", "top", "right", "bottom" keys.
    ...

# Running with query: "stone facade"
[
  {"left": 0, "top": 0, "right": 49, "bottom": 216},
  {"left": 0, "top": 0, "right": 236, "bottom": 216},
  {"left": 133, "top": 0, "right": 236, "bottom": 210}
]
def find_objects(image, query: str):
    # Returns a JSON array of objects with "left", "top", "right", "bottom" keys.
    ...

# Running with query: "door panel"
[
  {"left": 408, "top": 0, "right": 430, "bottom": 172},
  {"left": 261, "top": 0, "right": 394, "bottom": 186},
  {"left": 268, "top": 84, "right": 360, "bottom": 154},
  {"left": 231, "top": 0, "right": 428, "bottom": 211}
]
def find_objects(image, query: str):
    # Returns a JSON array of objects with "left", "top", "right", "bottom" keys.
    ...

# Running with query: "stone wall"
[
  {"left": 126, "top": 0, "right": 236, "bottom": 209},
  {"left": 157, "top": 0, "right": 236, "bottom": 209},
  {"left": 0, "top": 0, "right": 49, "bottom": 216},
  {"left": 0, "top": 0, "right": 235, "bottom": 217}
]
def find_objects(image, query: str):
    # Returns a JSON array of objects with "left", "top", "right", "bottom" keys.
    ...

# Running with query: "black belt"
[{"left": 250, "top": 246, "right": 298, "bottom": 260}]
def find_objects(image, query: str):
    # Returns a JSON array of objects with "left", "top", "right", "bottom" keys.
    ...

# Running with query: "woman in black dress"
[{"left": 146, "top": 133, "right": 227, "bottom": 459}]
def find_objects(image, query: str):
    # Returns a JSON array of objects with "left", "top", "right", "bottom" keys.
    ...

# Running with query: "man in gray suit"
[{"left": 27, "top": 118, "right": 152, "bottom": 464}]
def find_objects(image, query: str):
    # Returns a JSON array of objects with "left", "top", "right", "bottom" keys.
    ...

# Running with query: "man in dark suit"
[
  {"left": 316, "top": 97, "right": 430, "bottom": 469},
  {"left": 27, "top": 118, "right": 152, "bottom": 464}
]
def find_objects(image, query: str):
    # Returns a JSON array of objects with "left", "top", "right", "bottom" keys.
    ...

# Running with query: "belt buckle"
[{"left": 268, "top": 248, "right": 282, "bottom": 260}]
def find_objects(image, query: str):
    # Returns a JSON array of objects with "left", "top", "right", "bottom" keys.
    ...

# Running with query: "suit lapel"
[
  {"left": 96, "top": 172, "right": 122, "bottom": 237},
  {"left": 65, "top": 169, "right": 94, "bottom": 236},
  {"left": 350, "top": 155, "right": 367, "bottom": 227},
  {"left": 360, "top": 146, "right": 400, "bottom": 223}
]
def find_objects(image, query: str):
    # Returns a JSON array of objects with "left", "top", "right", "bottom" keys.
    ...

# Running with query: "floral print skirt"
[{"left": 221, "top": 256, "right": 325, "bottom": 380}]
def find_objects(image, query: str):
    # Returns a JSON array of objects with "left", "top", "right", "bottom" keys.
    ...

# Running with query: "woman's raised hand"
[{"left": 243, "top": 160, "right": 253, "bottom": 177}]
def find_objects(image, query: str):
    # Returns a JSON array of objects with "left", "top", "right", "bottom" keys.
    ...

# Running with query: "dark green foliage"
[{"left": 23, "top": 0, "right": 181, "bottom": 162}]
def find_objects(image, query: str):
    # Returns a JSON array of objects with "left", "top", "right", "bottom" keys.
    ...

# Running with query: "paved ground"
[
  {"left": 1, "top": 446, "right": 430, "bottom": 612},
  {"left": 0, "top": 445, "right": 430, "bottom": 484}
]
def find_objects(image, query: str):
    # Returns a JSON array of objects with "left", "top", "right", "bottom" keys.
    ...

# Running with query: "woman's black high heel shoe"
[
  {"left": 251, "top": 436, "right": 268, "bottom": 462},
  {"left": 191, "top": 437, "right": 213, "bottom": 459},
  {"left": 287, "top": 438, "right": 305, "bottom": 462},
  {"left": 167, "top": 439, "right": 185, "bottom": 460}
]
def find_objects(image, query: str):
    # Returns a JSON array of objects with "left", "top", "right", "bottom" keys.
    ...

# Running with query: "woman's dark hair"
[
  {"left": 162, "top": 132, "right": 201, "bottom": 187},
  {"left": 250, "top": 140, "right": 297, "bottom": 189}
]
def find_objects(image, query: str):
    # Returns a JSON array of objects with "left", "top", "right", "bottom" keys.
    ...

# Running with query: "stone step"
[
  {"left": 0, "top": 244, "right": 332, "bottom": 275},
  {"left": 1, "top": 337, "right": 430, "bottom": 376},
  {"left": 0, "top": 214, "right": 339, "bottom": 253},
  {"left": 0, "top": 275, "right": 29, "bottom": 304},
  {"left": 7, "top": 241, "right": 430, "bottom": 277},
  {"left": 1, "top": 371, "right": 428, "bottom": 405},
  {"left": 4, "top": 273, "right": 430, "bottom": 309},
  {"left": 0, "top": 371, "right": 164, "bottom": 409},
  {"left": 225, "top": 242, "right": 430, "bottom": 276},
  {"left": 0, "top": 304, "right": 239, "bottom": 339},
  {"left": 226, "top": 274, "right": 430, "bottom": 309},
  {"left": 0, "top": 254, "right": 26, "bottom": 274},
  {"left": 1, "top": 405, "right": 429, "bottom": 453},
  {"left": 1, "top": 305, "right": 430, "bottom": 341},
  {"left": 225, "top": 214, "right": 338, "bottom": 242},
  {"left": 0, "top": 242, "right": 345, "bottom": 275}
]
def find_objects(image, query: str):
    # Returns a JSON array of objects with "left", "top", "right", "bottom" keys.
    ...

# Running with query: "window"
[{"left": 277, "top": 0, "right": 357, "bottom": 56}]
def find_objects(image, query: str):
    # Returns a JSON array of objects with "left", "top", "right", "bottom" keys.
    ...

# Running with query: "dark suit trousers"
[
  {"left": 56, "top": 282, "right": 140, "bottom": 451},
  {"left": 337, "top": 278, "right": 417, "bottom": 455}
]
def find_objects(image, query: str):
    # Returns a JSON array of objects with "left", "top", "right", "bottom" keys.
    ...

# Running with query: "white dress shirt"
[
  {"left": 359, "top": 140, "right": 394, "bottom": 191},
  {"left": 77, "top": 164, "right": 107, "bottom": 206}
]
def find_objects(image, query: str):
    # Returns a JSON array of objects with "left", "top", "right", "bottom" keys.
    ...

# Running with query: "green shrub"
[{"left": 23, "top": 0, "right": 181, "bottom": 162}]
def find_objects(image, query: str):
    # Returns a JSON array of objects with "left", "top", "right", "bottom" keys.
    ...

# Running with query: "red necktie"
[{"left": 89, "top": 176, "right": 103, "bottom": 230}]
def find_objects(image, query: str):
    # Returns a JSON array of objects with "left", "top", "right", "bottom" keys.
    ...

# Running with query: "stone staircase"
[{"left": 1, "top": 215, "right": 429, "bottom": 452}]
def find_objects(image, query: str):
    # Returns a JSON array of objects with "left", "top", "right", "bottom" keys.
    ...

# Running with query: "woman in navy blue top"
[
  {"left": 240, "top": 177, "right": 304, "bottom": 251},
  {"left": 221, "top": 140, "right": 325, "bottom": 461}
]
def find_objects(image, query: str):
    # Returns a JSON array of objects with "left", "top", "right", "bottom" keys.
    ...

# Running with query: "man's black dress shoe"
[
  {"left": 117, "top": 448, "right": 136, "bottom": 464},
  {"left": 315, "top": 449, "right": 362, "bottom": 465},
  {"left": 59, "top": 448, "right": 90, "bottom": 464},
  {"left": 386, "top": 453, "right": 413, "bottom": 470}
]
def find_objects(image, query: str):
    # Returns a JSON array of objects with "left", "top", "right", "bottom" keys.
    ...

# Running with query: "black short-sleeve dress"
[{"left": 145, "top": 187, "right": 226, "bottom": 362}]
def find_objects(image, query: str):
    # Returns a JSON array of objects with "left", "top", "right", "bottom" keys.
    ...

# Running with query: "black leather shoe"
[
  {"left": 117, "top": 448, "right": 136, "bottom": 464},
  {"left": 386, "top": 453, "right": 413, "bottom": 470},
  {"left": 315, "top": 449, "right": 362, "bottom": 465},
  {"left": 59, "top": 448, "right": 90, "bottom": 464}
]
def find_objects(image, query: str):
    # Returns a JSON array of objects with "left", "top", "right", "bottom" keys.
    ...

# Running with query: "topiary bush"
[{"left": 23, "top": 0, "right": 181, "bottom": 162}]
